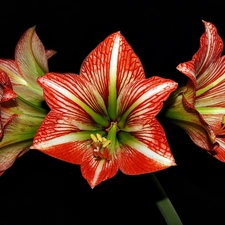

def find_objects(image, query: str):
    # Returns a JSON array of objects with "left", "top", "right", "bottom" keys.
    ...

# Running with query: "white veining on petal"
[
  {"left": 108, "top": 33, "right": 121, "bottom": 118},
  {"left": 91, "top": 160, "right": 104, "bottom": 188},
  {"left": 131, "top": 140, "right": 173, "bottom": 165},
  {"left": 32, "top": 132, "right": 90, "bottom": 149}
]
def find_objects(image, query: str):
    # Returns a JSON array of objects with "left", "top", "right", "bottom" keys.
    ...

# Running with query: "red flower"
[
  {"left": 32, "top": 32, "right": 177, "bottom": 188},
  {"left": 164, "top": 21, "right": 225, "bottom": 161}
]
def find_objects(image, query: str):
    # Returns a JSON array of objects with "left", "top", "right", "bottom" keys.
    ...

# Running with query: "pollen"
[
  {"left": 90, "top": 134, "right": 98, "bottom": 142},
  {"left": 222, "top": 115, "right": 225, "bottom": 124},
  {"left": 90, "top": 133, "right": 112, "bottom": 160}
]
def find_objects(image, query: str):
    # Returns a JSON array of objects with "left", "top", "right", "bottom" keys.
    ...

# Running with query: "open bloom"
[
  {"left": 32, "top": 32, "right": 177, "bottom": 188},
  {"left": 0, "top": 27, "right": 54, "bottom": 174},
  {"left": 164, "top": 21, "right": 225, "bottom": 161}
]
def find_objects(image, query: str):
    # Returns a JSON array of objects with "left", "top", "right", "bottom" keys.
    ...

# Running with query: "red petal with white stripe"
[
  {"left": 37, "top": 72, "right": 108, "bottom": 127},
  {"left": 117, "top": 76, "right": 177, "bottom": 130},
  {"left": 177, "top": 21, "right": 224, "bottom": 104},
  {"left": 118, "top": 118, "right": 175, "bottom": 174},
  {"left": 81, "top": 150, "right": 119, "bottom": 188},
  {"left": 80, "top": 32, "right": 145, "bottom": 106},
  {"left": 32, "top": 111, "right": 92, "bottom": 164}
]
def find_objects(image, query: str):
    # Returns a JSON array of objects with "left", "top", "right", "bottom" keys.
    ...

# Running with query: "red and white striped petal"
[
  {"left": 196, "top": 56, "right": 225, "bottom": 92},
  {"left": 177, "top": 21, "right": 224, "bottom": 102},
  {"left": 32, "top": 111, "right": 97, "bottom": 164},
  {"left": 196, "top": 109, "right": 225, "bottom": 132},
  {"left": 117, "top": 118, "right": 175, "bottom": 175},
  {"left": 177, "top": 21, "right": 224, "bottom": 103},
  {"left": 81, "top": 150, "right": 119, "bottom": 188},
  {"left": 117, "top": 76, "right": 177, "bottom": 130},
  {"left": 178, "top": 21, "right": 223, "bottom": 80},
  {"left": 176, "top": 120, "right": 216, "bottom": 151},
  {"left": 166, "top": 91, "right": 217, "bottom": 145},
  {"left": 80, "top": 32, "right": 145, "bottom": 106},
  {"left": 196, "top": 21, "right": 223, "bottom": 77},
  {"left": 38, "top": 72, "right": 109, "bottom": 127},
  {"left": 195, "top": 57, "right": 225, "bottom": 108}
]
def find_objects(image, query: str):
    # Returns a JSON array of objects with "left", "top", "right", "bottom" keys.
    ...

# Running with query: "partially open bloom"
[
  {"left": 32, "top": 32, "right": 177, "bottom": 188},
  {"left": 0, "top": 27, "right": 54, "bottom": 174},
  {"left": 164, "top": 21, "right": 225, "bottom": 161}
]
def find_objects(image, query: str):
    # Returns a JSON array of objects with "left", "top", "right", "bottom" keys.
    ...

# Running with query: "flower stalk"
[{"left": 151, "top": 174, "right": 183, "bottom": 225}]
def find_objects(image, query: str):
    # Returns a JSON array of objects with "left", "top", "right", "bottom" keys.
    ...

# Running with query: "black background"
[{"left": 0, "top": 1, "right": 225, "bottom": 225}]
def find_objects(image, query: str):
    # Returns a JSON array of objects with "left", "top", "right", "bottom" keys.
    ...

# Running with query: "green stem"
[{"left": 151, "top": 173, "right": 183, "bottom": 225}]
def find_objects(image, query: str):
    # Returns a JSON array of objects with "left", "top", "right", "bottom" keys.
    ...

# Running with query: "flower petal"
[
  {"left": 0, "top": 59, "right": 26, "bottom": 85},
  {"left": 213, "top": 139, "right": 225, "bottom": 162},
  {"left": 80, "top": 32, "right": 145, "bottom": 108},
  {"left": 117, "top": 76, "right": 177, "bottom": 130},
  {"left": 38, "top": 72, "right": 109, "bottom": 127},
  {"left": 1, "top": 97, "right": 45, "bottom": 137},
  {"left": 81, "top": 150, "right": 119, "bottom": 188},
  {"left": 178, "top": 21, "right": 223, "bottom": 82},
  {"left": 45, "top": 49, "right": 57, "bottom": 59},
  {"left": 195, "top": 56, "right": 225, "bottom": 108},
  {"left": 165, "top": 92, "right": 217, "bottom": 149},
  {"left": 31, "top": 111, "right": 99, "bottom": 164},
  {"left": 15, "top": 26, "right": 50, "bottom": 90},
  {"left": 117, "top": 118, "right": 175, "bottom": 175},
  {"left": 0, "top": 108, "right": 17, "bottom": 138},
  {"left": 195, "top": 108, "right": 225, "bottom": 132},
  {"left": 176, "top": 120, "right": 216, "bottom": 150},
  {"left": 0, "top": 140, "right": 30, "bottom": 174},
  {"left": 0, "top": 59, "right": 44, "bottom": 106},
  {"left": 177, "top": 21, "right": 224, "bottom": 104},
  {"left": 0, "top": 107, "right": 44, "bottom": 145},
  {"left": 0, "top": 98, "right": 44, "bottom": 172},
  {"left": 0, "top": 70, "right": 16, "bottom": 102}
]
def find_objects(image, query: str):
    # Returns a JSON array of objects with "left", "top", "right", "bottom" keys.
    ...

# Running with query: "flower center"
[
  {"left": 90, "top": 122, "right": 118, "bottom": 161},
  {"left": 91, "top": 133, "right": 112, "bottom": 160}
]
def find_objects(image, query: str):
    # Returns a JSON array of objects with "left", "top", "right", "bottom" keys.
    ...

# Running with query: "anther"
[{"left": 90, "top": 133, "right": 111, "bottom": 160}]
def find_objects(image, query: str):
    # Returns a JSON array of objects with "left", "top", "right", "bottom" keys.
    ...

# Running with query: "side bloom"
[
  {"left": 32, "top": 32, "right": 178, "bottom": 188},
  {"left": 0, "top": 27, "right": 54, "bottom": 174},
  {"left": 164, "top": 21, "right": 225, "bottom": 161}
]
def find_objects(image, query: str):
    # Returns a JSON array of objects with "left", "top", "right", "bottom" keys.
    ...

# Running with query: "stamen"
[
  {"left": 90, "top": 134, "right": 98, "bottom": 142},
  {"left": 222, "top": 115, "right": 225, "bottom": 124},
  {"left": 103, "top": 140, "right": 111, "bottom": 148},
  {"left": 215, "top": 115, "right": 225, "bottom": 137},
  {"left": 96, "top": 133, "right": 103, "bottom": 142},
  {"left": 90, "top": 133, "right": 112, "bottom": 160}
]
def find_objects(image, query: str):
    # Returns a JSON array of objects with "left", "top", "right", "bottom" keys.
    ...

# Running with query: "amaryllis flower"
[
  {"left": 0, "top": 26, "right": 56, "bottom": 107},
  {"left": 164, "top": 21, "right": 225, "bottom": 161},
  {"left": 0, "top": 27, "right": 54, "bottom": 174},
  {"left": 31, "top": 32, "right": 177, "bottom": 188}
]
